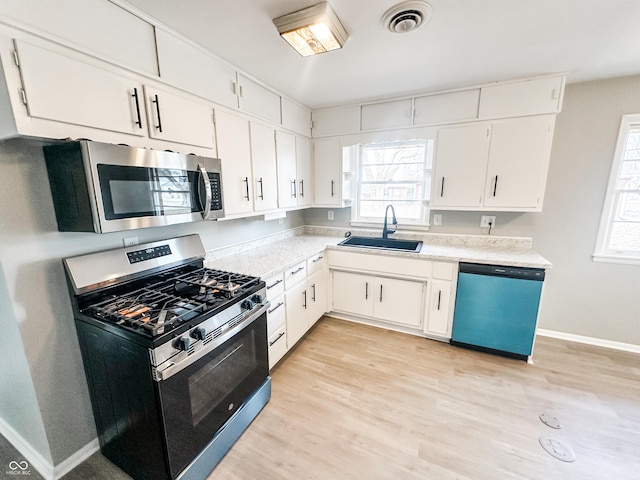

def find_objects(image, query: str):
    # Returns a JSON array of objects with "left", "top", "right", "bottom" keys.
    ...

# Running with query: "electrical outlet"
[
  {"left": 328, "top": 210, "right": 334, "bottom": 221},
  {"left": 123, "top": 236, "right": 138, "bottom": 247},
  {"left": 432, "top": 214, "right": 442, "bottom": 226},
  {"left": 480, "top": 216, "right": 496, "bottom": 228}
]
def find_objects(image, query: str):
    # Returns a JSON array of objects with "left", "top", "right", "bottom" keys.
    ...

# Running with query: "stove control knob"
[
  {"left": 241, "top": 299, "right": 254, "bottom": 310},
  {"left": 251, "top": 294, "right": 263, "bottom": 305},
  {"left": 191, "top": 327, "right": 206, "bottom": 341},
  {"left": 176, "top": 337, "right": 191, "bottom": 351}
]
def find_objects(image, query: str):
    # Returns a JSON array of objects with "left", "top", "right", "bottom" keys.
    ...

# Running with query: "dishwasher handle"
[{"left": 458, "top": 262, "right": 545, "bottom": 281}]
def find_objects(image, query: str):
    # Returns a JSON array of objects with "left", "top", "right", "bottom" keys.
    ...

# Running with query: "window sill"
[
  {"left": 350, "top": 221, "right": 431, "bottom": 232},
  {"left": 592, "top": 253, "right": 640, "bottom": 266}
]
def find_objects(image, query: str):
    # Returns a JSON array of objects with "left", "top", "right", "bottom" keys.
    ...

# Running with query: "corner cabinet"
[{"left": 432, "top": 114, "right": 555, "bottom": 212}]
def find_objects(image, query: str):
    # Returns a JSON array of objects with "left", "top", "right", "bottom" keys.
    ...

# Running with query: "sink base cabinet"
[
  {"left": 329, "top": 249, "right": 457, "bottom": 340},
  {"left": 332, "top": 271, "right": 423, "bottom": 328}
]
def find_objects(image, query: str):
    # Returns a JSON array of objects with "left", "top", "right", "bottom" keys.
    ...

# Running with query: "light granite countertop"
[{"left": 205, "top": 226, "right": 551, "bottom": 279}]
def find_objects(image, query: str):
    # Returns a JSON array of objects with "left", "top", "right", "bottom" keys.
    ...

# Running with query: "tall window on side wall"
[
  {"left": 353, "top": 140, "right": 433, "bottom": 227},
  {"left": 594, "top": 114, "right": 640, "bottom": 265}
]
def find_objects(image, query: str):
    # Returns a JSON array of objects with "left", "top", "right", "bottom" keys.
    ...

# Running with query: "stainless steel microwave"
[{"left": 43, "top": 141, "right": 224, "bottom": 233}]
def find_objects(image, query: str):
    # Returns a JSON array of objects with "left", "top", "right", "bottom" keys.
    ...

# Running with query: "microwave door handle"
[{"left": 197, "top": 164, "right": 213, "bottom": 219}]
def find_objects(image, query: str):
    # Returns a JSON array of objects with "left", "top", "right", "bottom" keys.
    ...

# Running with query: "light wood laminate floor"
[{"left": 210, "top": 317, "right": 640, "bottom": 480}]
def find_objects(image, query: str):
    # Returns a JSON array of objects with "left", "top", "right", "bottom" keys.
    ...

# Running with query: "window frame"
[
  {"left": 351, "top": 139, "right": 433, "bottom": 228},
  {"left": 594, "top": 114, "right": 640, "bottom": 265}
]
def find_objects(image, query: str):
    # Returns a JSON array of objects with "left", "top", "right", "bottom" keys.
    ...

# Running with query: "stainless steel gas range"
[{"left": 64, "top": 234, "right": 271, "bottom": 480}]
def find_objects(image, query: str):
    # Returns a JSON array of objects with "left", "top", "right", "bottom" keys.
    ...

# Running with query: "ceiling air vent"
[{"left": 382, "top": 1, "right": 432, "bottom": 33}]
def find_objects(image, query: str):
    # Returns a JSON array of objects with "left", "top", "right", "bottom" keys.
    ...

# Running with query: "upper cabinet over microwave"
[{"left": 43, "top": 141, "right": 224, "bottom": 233}]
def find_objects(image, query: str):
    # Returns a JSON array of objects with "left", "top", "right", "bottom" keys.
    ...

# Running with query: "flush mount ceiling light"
[
  {"left": 382, "top": 1, "right": 432, "bottom": 33},
  {"left": 273, "top": 2, "right": 348, "bottom": 57}
]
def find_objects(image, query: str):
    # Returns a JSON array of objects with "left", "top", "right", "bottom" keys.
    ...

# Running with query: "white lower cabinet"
[
  {"left": 424, "top": 280, "right": 452, "bottom": 337},
  {"left": 332, "top": 271, "right": 423, "bottom": 328},
  {"left": 265, "top": 272, "right": 286, "bottom": 369}
]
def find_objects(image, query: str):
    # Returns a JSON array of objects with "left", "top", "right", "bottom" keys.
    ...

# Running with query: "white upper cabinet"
[
  {"left": 0, "top": 0, "right": 158, "bottom": 75},
  {"left": 295, "top": 136, "right": 313, "bottom": 207},
  {"left": 479, "top": 76, "right": 564, "bottom": 119},
  {"left": 281, "top": 97, "right": 311, "bottom": 136},
  {"left": 214, "top": 109, "right": 254, "bottom": 216},
  {"left": 361, "top": 99, "right": 412, "bottom": 131},
  {"left": 13, "top": 39, "right": 147, "bottom": 137},
  {"left": 483, "top": 115, "right": 555, "bottom": 210},
  {"left": 143, "top": 85, "right": 215, "bottom": 148},
  {"left": 432, "top": 115, "right": 555, "bottom": 211},
  {"left": 414, "top": 89, "right": 480, "bottom": 126},
  {"left": 431, "top": 124, "right": 490, "bottom": 209},
  {"left": 313, "top": 137, "right": 342, "bottom": 207},
  {"left": 249, "top": 122, "right": 279, "bottom": 212},
  {"left": 155, "top": 29, "right": 238, "bottom": 109},
  {"left": 237, "top": 74, "right": 281, "bottom": 125},
  {"left": 275, "top": 130, "right": 298, "bottom": 208},
  {"left": 312, "top": 105, "right": 361, "bottom": 137}
]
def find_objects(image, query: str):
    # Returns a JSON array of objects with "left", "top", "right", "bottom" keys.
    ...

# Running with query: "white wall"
[{"left": 0, "top": 137, "right": 305, "bottom": 468}]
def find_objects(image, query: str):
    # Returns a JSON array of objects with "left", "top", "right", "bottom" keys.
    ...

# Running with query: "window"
[
  {"left": 352, "top": 140, "right": 433, "bottom": 226},
  {"left": 594, "top": 114, "right": 640, "bottom": 264}
]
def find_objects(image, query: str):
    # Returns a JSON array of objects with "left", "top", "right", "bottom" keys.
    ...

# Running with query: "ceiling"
[{"left": 122, "top": 0, "right": 640, "bottom": 109}]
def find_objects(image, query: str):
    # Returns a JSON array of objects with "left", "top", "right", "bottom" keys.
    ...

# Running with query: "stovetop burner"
[{"left": 82, "top": 267, "right": 261, "bottom": 337}]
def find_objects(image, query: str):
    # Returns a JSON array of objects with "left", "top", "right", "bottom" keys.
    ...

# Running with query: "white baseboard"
[
  {"left": 537, "top": 329, "right": 640, "bottom": 354},
  {"left": 52, "top": 438, "right": 100, "bottom": 479},
  {"left": 0, "top": 417, "right": 99, "bottom": 480}
]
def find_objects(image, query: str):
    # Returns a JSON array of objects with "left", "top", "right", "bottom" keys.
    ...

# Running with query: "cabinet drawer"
[
  {"left": 267, "top": 294, "right": 286, "bottom": 336},
  {"left": 432, "top": 261, "right": 455, "bottom": 281},
  {"left": 307, "top": 252, "right": 327, "bottom": 275},
  {"left": 268, "top": 324, "right": 287, "bottom": 369},
  {"left": 284, "top": 260, "right": 307, "bottom": 289},
  {"left": 264, "top": 273, "right": 285, "bottom": 299},
  {"left": 328, "top": 250, "right": 432, "bottom": 279}
]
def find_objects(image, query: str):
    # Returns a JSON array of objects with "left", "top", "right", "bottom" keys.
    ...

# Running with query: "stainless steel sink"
[{"left": 337, "top": 236, "right": 423, "bottom": 252}]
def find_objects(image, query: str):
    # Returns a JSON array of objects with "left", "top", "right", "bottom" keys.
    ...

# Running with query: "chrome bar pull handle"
[
  {"left": 493, "top": 175, "right": 499, "bottom": 197},
  {"left": 132, "top": 88, "right": 142, "bottom": 129}
]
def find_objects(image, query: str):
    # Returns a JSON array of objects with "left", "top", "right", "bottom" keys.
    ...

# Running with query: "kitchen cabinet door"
[
  {"left": 332, "top": 271, "right": 374, "bottom": 317},
  {"left": 479, "top": 76, "right": 564, "bottom": 119},
  {"left": 155, "top": 29, "right": 238, "bottom": 109},
  {"left": 482, "top": 115, "right": 555, "bottom": 211},
  {"left": 275, "top": 130, "right": 298, "bottom": 208},
  {"left": 237, "top": 74, "right": 281, "bottom": 124},
  {"left": 214, "top": 109, "right": 254, "bottom": 215},
  {"left": 313, "top": 137, "right": 342, "bottom": 206},
  {"left": 424, "top": 280, "right": 452, "bottom": 337},
  {"left": 285, "top": 281, "right": 309, "bottom": 348},
  {"left": 250, "top": 122, "right": 279, "bottom": 212},
  {"left": 282, "top": 97, "right": 311, "bottom": 136},
  {"left": 14, "top": 39, "right": 147, "bottom": 137},
  {"left": 307, "top": 270, "right": 328, "bottom": 327},
  {"left": 413, "top": 89, "right": 480, "bottom": 126},
  {"left": 431, "top": 124, "right": 490, "bottom": 209},
  {"left": 267, "top": 294, "right": 287, "bottom": 368},
  {"left": 311, "top": 105, "right": 361, "bottom": 137},
  {"left": 144, "top": 85, "right": 215, "bottom": 148},
  {"left": 361, "top": 99, "right": 412, "bottom": 131},
  {"left": 374, "top": 277, "right": 423, "bottom": 328},
  {"left": 296, "top": 136, "right": 314, "bottom": 207}
]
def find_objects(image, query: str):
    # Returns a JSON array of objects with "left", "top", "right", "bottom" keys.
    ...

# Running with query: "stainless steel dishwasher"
[{"left": 451, "top": 262, "right": 545, "bottom": 360}]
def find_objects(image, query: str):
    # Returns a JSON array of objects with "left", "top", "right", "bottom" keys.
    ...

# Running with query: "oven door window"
[
  {"left": 97, "top": 164, "right": 203, "bottom": 220},
  {"left": 157, "top": 315, "right": 268, "bottom": 478}
]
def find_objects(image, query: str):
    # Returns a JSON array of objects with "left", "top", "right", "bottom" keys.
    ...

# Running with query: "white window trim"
[
  {"left": 350, "top": 139, "right": 433, "bottom": 228},
  {"left": 593, "top": 114, "right": 640, "bottom": 265}
]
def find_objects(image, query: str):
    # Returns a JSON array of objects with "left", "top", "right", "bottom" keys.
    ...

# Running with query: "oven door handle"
[
  {"left": 153, "top": 302, "right": 269, "bottom": 382},
  {"left": 197, "top": 164, "right": 213, "bottom": 220}
]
